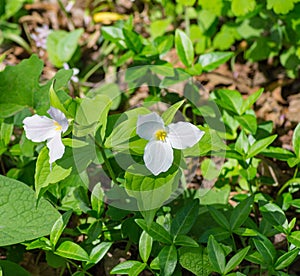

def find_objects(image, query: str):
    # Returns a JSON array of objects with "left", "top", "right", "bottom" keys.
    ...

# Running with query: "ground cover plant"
[{"left": 1, "top": 0, "right": 300, "bottom": 275}]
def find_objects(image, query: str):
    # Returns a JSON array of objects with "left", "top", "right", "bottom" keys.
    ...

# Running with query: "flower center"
[
  {"left": 155, "top": 129, "right": 167, "bottom": 141},
  {"left": 54, "top": 121, "right": 62, "bottom": 131}
]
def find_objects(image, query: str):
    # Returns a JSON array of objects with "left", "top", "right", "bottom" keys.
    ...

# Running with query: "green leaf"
[
  {"left": 267, "top": 0, "right": 295, "bottom": 14},
  {"left": 139, "top": 230, "right": 153, "bottom": 263},
  {"left": 231, "top": 0, "right": 256, "bottom": 16},
  {"left": 161, "top": 100, "right": 185, "bottom": 125},
  {"left": 3, "top": 0, "right": 28, "bottom": 18},
  {"left": 214, "top": 89, "right": 243, "bottom": 115},
  {"left": 176, "top": 0, "right": 196, "bottom": 6},
  {"left": 35, "top": 147, "right": 72, "bottom": 198},
  {"left": 128, "top": 262, "right": 147, "bottom": 276},
  {"left": 235, "top": 114, "right": 257, "bottom": 134},
  {"left": 292, "top": 123, "right": 300, "bottom": 158},
  {"left": 104, "top": 107, "right": 150, "bottom": 149},
  {"left": 274, "top": 248, "right": 300, "bottom": 270},
  {"left": 230, "top": 196, "right": 254, "bottom": 230},
  {"left": 174, "top": 235, "right": 199, "bottom": 247},
  {"left": 50, "top": 210, "right": 72, "bottom": 247},
  {"left": 150, "top": 18, "right": 172, "bottom": 39},
  {"left": 88, "top": 242, "right": 112, "bottom": 264},
  {"left": 110, "top": 261, "right": 142, "bottom": 274},
  {"left": 91, "top": 183, "right": 105, "bottom": 218},
  {"left": 49, "top": 81, "right": 69, "bottom": 116},
  {"left": 0, "top": 175, "right": 60, "bottom": 246},
  {"left": 0, "top": 55, "right": 43, "bottom": 117},
  {"left": 158, "top": 245, "right": 177, "bottom": 276},
  {"left": 241, "top": 88, "right": 264, "bottom": 114},
  {"left": 87, "top": 83, "right": 121, "bottom": 111},
  {"left": 171, "top": 199, "right": 199, "bottom": 237},
  {"left": 259, "top": 201, "right": 288, "bottom": 228},
  {"left": 224, "top": 247, "right": 250, "bottom": 274},
  {"left": 207, "top": 235, "right": 226, "bottom": 274},
  {"left": 74, "top": 95, "right": 111, "bottom": 137},
  {"left": 101, "top": 26, "right": 126, "bottom": 48},
  {"left": 207, "top": 206, "right": 230, "bottom": 230},
  {"left": 179, "top": 246, "right": 212, "bottom": 276},
  {"left": 135, "top": 219, "right": 173, "bottom": 244},
  {"left": 287, "top": 231, "right": 300, "bottom": 247},
  {"left": 252, "top": 236, "right": 276, "bottom": 265},
  {"left": 198, "top": 0, "right": 224, "bottom": 16},
  {"left": 125, "top": 162, "right": 181, "bottom": 210},
  {"left": 198, "top": 52, "right": 233, "bottom": 72},
  {"left": 55, "top": 241, "right": 89, "bottom": 262},
  {"left": 213, "top": 25, "right": 240, "bottom": 50},
  {"left": 46, "top": 29, "right": 83, "bottom": 67},
  {"left": 123, "top": 28, "right": 143, "bottom": 54},
  {"left": 246, "top": 135, "right": 277, "bottom": 159},
  {"left": 0, "top": 260, "right": 31, "bottom": 276},
  {"left": 175, "top": 29, "right": 194, "bottom": 67}
]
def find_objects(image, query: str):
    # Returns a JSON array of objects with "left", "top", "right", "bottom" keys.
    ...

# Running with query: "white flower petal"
[
  {"left": 23, "top": 115, "right": 57, "bottom": 142},
  {"left": 136, "top": 112, "right": 165, "bottom": 140},
  {"left": 47, "top": 107, "right": 69, "bottom": 132},
  {"left": 168, "top": 122, "right": 204, "bottom": 149},
  {"left": 47, "top": 133, "right": 65, "bottom": 164},
  {"left": 144, "top": 139, "right": 173, "bottom": 175}
]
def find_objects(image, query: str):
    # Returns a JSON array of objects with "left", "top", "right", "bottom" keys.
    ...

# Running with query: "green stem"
[{"left": 89, "top": 134, "right": 118, "bottom": 184}]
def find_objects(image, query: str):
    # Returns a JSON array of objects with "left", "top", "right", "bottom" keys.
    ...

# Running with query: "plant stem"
[
  {"left": 184, "top": 6, "right": 190, "bottom": 36},
  {"left": 89, "top": 134, "right": 118, "bottom": 184}
]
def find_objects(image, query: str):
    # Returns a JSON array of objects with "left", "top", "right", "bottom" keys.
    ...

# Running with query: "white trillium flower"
[
  {"left": 136, "top": 112, "right": 205, "bottom": 176},
  {"left": 23, "top": 107, "right": 69, "bottom": 165}
]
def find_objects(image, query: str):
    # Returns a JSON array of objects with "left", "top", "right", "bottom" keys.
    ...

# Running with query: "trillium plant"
[
  {"left": 136, "top": 112, "right": 204, "bottom": 175},
  {"left": 23, "top": 107, "right": 68, "bottom": 166}
]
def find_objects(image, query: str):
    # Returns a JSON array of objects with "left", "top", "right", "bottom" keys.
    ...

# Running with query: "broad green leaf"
[
  {"left": 50, "top": 210, "right": 72, "bottom": 247},
  {"left": 224, "top": 246, "right": 250, "bottom": 274},
  {"left": 35, "top": 147, "right": 72, "bottom": 198},
  {"left": 252, "top": 236, "right": 276, "bottom": 265},
  {"left": 74, "top": 95, "right": 111, "bottom": 137},
  {"left": 198, "top": 0, "right": 224, "bottom": 16},
  {"left": 171, "top": 199, "right": 200, "bottom": 237},
  {"left": 214, "top": 89, "right": 243, "bottom": 115},
  {"left": 55, "top": 241, "right": 89, "bottom": 261},
  {"left": 175, "top": 29, "right": 194, "bottom": 67},
  {"left": 0, "top": 175, "right": 60, "bottom": 246},
  {"left": 207, "top": 206, "right": 230, "bottom": 230},
  {"left": 213, "top": 25, "right": 240, "bottom": 50},
  {"left": 3, "top": 0, "right": 28, "bottom": 18},
  {"left": 46, "top": 29, "right": 83, "bottom": 67},
  {"left": 161, "top": 100, "right": 185, "bottom": 125},
  {"left": 49, "top": 81, "right": 69, "bottom": 116},
  {"left": 176, "top": 0, "right": 196, "bottom": 6},
  {"left": 125, "top": 162, "right": 181, "bottom": 211},
  {"left": 128, "top": 262, "right": 147, "bottom": 276},
  {"left": 110, "top": 261, "right": 142, "bottom": 274},
  {"left": 292, "top": 123, "right": 300, "bottom": 158},
  {"left": 230, "top": 196, "right": 254, "bottom": 230},
  {"left": 139, "top": 231, "right": 153, "bottom": 263},
  {"left": 246, "top": 135, "right": 277, "bottom": 159},
  {"left": 101, "top": 26, "right": 126, "bottom": 48},
  {"left": 104, "top": 107, "right": 150, "bottom": 149},
  {"left": 174, "top": 235, "right": 199, "bottom": 247},
  {"left": 235, "top": 114, "right": 257, "bottom": 134},
  {"left": 158, "top": 245, "right": 177, "bottom": 276},
  {"left": 135, "top": 219, "right": 172, "bottom": 244},
  {"left": 198, "top": 52, "right": 233, "bottom": 72},
  {"left": 261, "top": 147, "right": 295, "bottom": 161},
  {"left": 259, "top": 201, "right": 288, "bottom": 228},
  {"left": 287, "top": 231, "right": 300, "bottom": 247},
  {"left": 179, "top": 246, "right": 212, "bottom": 276},
  {"left": 207, "top": 235, "right": 225, "bottom": 274},
  {"left": 196, "top": 185, "right": 230, "bottom": 205},
  {"left": 274, "top": 248, "right": 300, "bottom": 270},
  {"left": 199, "top": 227, "right": 231, "bottom": 243},
  {"left": 245, "top": 251, "right": 265, "bottom": 266},
  {"left": 267, "top": 0, "right": 295, "bottom": 14},
  {"left": 123, "top": 28, "right": 143, "bottom": 54},
  {"left": 0, "top": 55, "right": 43, "bottom": 117},
  {"left": 88, "top": 242, "right": 112, "bottom": 264},
  {"left": 231, "top": 0, "right": 256, "bottom": 16},
  {"left": 150, "top": 18, "right": 172, "bottom": 39},
  {"left": 87, "top": 83, "right": 121, "bottom": 111},
  {"left": 0, "top": 260, "right": 30, "bottom": 276}
]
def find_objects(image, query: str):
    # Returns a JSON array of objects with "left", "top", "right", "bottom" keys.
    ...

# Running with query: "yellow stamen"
[
  {"left": 155, "top": 129, "right": 167, "bottom": 141},
  {"left": 54, "top": 121, "right": 62, "bottom": 131}
]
